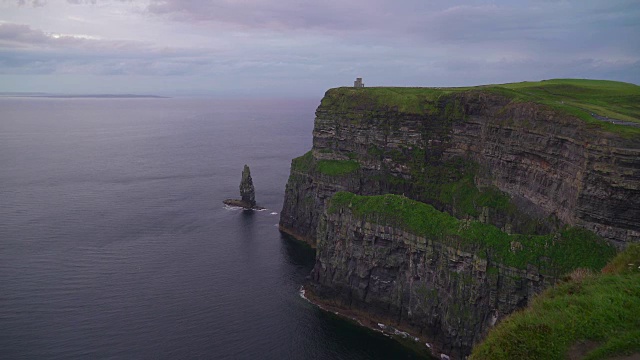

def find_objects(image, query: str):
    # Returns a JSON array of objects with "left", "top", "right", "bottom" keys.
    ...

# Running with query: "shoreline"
[
  {"left": 278, "top": 225, "right": 316, "bottom": 248},
  {"left": 299, "top": 285, "right": 448, "bottom": 360},
  {"left": 222, "top": 199, "right": 265, "bottom": 210}
]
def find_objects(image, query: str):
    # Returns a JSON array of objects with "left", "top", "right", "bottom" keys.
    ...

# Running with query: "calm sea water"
[{"left": 0, "top": 97, "right": 423, "bottom": 359}]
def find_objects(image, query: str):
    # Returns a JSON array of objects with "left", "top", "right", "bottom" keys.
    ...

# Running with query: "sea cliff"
[{"left": 279, "top": 80, "right": 640, "bottom": 358}]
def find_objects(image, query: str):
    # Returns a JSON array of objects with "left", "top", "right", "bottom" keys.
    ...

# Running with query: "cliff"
[
  {"left": 310, "top": 193, "right": 614, "bottom": 358},
  {"left": 281, "top": 82, "right": 640, "bottom": 248},
  {"left": 470, "top": 244, "right": 640, "bottom": 360},
  {"left": 279, "top": 79, "right": 640, "bottom": 358}
]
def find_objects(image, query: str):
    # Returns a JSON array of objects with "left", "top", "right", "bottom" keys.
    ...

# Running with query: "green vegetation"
[
  {"left": 426, "top": 160, "right": 513, "bottom": 217},
  {"left": 291, "top": 151, "right": 314, "bottom": 172},
  {"left": 321, "top": 86, "right": 468, "bottom": 114},
  {"left": 602, "top": 243, "right": 640, "bottom": 275},
  {"left": 324, "top": 79, "right": 640, "bottom": 136},
  {"left": 290, "top": 150, "right": 360, "bottom": 176},
  {"left": 494, "top": 79, "right": 640, "bottom": 123},
  {"left": 487, "top": 79, "right": 640, "bottom": 137},
  {"left": 316, "top": 159, "right": 360, "bottom": 176},
  {"left": 396, "top": 156, "right": 530, "bottom": 230},
  {"left": 328, "top": 192, "right": 615, "bottom": 274},
  {"left": 470, "top": 244, "right": 640, "bottom": 360}
]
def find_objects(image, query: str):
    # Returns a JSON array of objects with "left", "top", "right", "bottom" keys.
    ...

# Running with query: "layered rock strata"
[
  {"left": 279, "top": 86, "right": 639, "bottom": 358},
  {"left": 311, "top": 208, "right": 551, "bottom": 358},
  {"left": 280, "top": 89, "right": 640, "bottom": 248},
  {"left": 224, "top": 164, "right": 263, "bottom": 209}
]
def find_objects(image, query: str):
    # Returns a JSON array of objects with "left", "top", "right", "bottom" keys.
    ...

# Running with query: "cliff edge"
[
  {"left": 279, "top": 79, "right": 640, "bottom": 358},
  {"left": 470, "top": 244, "right": 640, "bottom": 360}
]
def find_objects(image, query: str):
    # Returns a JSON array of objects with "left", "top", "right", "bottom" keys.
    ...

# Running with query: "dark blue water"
[{"left": 0, "top": 98, "right": 424, "bottom": 359}]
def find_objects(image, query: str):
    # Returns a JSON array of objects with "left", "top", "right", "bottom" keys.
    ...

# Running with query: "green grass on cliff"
[
  {"left": 470, "top": 244, "right": 640, "bottom": 360},
  {"left": 328, "top": 192, "right": 615, "bottom": 274},
  {"left": 291, "top": 151, "right": 314, "bottom": 172},
  {"left": 321, "top": 86, "right": 468, "bottom": 114},
  {"left": 316, "top": 159, "right": 360, "bottom": 176},
  {"left": 325, "top": 79, "right": 640, "bottom": 136},
  {"left": 494, "top": 79, "right": 640, "bottom": 123},
  {"left": 422, "top": 158, "right": 515, "bottom": 218},
  {"left": 291, "top": 151, "right": 360, "bottom": 176},
  {"left": 487, "top": 79, "right": 640, "bottom": 136},
  {"left": 371, "top": 149, "right": 538, "bottom": 232}
]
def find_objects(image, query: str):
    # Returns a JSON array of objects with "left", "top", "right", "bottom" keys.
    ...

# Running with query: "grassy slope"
[
  {"left": 323, "top": 79, "right": 640, "bottom": 136},
  {"left": 320, "top": 86, "right": 468, "bottom": 114},
  {"left": 328, "top": 192, "right": 615, "bottom": 275},
  {"left": 494, "top": 79, "right": 640, "bottom": 123},
  {"left": 291, "top": 150, "right": 360, "bottom": 176},
  {"left": 470, "top": 244, "right": 640, "bottom": 360}
]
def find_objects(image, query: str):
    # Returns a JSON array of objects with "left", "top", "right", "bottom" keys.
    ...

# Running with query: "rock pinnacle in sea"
[{"left": 240, "top": 164, "right": 256, "bottom": 207}]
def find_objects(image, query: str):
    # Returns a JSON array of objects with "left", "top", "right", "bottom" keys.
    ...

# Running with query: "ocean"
[{"left": 0, "top": 97, "right": 423, "bottom": 359}]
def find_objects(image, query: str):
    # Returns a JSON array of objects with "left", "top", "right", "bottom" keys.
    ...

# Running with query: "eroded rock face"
[
  {"left": 280, "top": 89, "right": 640, "bottom": 248},
  {"left": 240, "top": 164, "right": 256, "bottom": 207},
  {"left": 224, "top": 164, "right": 262, "bottom": 210},
  {"left": 279, "top": 88, "right": 639, "bottom": 358},
  {"left": 311, "top": 208, "right": 555, "bottom": 358},
  {"left": 448, "top": 92, "right": 640, "bottom": 247}
]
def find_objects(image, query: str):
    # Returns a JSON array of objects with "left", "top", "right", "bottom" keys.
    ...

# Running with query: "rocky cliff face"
[
  {"left": 448, "top": 91, "right": 640, "bottom": 247},
  {"left": 280, "top": 88, "right": 640, "bottom": 248},
  {"left": 308, "top": 192, "right": 614, "bottom": 358},
  {"left": 279, "top": 86, "right": 639, "bottom": 358},
  {"left": 311, "top": 207, "right": 553, "bottom": 358},
  {"left": 240, "top": 164, "right": 256, "bottom": 207}
]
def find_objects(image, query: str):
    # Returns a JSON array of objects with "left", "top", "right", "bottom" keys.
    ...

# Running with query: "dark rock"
[
  {"left": 240, "top": 164, "right": 256, "bottom": 207},
  {"left": 312, "top": 208, "right": 555, "bottom": 358},
  {"left": 224, "top": 164, "right": 263, "bottom": 210},
  {"left": 280, "top": 89, "right": 640, "bottom": 248},
  {"left": 278, "top": 87, "right": 640, "bottom": 357}
]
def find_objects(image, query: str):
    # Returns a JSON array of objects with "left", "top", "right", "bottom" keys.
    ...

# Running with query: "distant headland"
[{"left": 0, "top": 92, "right": 168, "bottom": 99}]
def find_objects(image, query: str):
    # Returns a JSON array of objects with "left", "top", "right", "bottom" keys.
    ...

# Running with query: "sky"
[{"left": 0, "top": 0, "right": 639, "bottom": 97}]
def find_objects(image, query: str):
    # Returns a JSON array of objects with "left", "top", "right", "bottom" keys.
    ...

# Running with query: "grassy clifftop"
[
  {"left": 493, "top": 79, "right": 640, "bottom": 123},
  {"left": 470, "top": 244, "right": 640, "bottom": 360},
  {"left": 321, "top": 79, "right": 640, "bottom": 136},
  {"left": 319, "top": 85, "right": 465, "bottom": 114}
]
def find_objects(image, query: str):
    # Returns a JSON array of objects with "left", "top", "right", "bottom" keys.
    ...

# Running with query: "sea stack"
[
  {"left": 239, "top": 164, "right": 256, "bottom": 207},
  {"left": 224, "top": 165, "right": 262, "bottom": 209}
]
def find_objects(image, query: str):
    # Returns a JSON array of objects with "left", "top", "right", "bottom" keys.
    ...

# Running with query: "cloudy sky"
[{"left": 1, "top": 0, "right": 638, "bottom": 96}]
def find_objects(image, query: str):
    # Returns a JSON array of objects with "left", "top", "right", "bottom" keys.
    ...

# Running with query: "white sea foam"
[
  {"left": 224, "top": 205, "right": 243, "bottom": 211},
  {"left": 270, "top": 212, "right": 278, "bottom": 215}
]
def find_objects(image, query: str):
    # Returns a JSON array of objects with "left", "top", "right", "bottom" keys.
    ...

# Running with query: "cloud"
[
  {"left": 15, "top": 0, "right": 47, "bottom": 7},
  {"left": 0, "top": 23, "right": 217, "bottom": 76},
  {"left": 0, "top": 23, "right": 50, "bottom": 45},
  {"left": 144, "top": 0, "right": 396, "bottom": 32},
  {"left": 139, "top": 0, "right": 640, "bottom": 62},
  {"left": 0, "top": 0, "right": 639, "bottom": 95},
  {"left": 0, "top": 22, "right": 133, "bottom": 51}
]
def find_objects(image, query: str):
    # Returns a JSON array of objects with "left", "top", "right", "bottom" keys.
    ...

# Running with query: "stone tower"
[{"left": 354, "top": 77, "right": 364, "bottom": 88}]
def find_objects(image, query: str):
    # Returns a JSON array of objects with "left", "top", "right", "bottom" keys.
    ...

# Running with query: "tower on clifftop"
[{"left": 354, "top": 77, "right": 364, "bottom": 88}]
